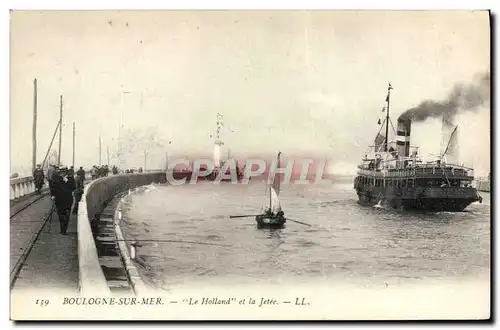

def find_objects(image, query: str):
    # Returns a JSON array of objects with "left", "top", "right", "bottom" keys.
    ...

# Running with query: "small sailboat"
[{"left": 255, "top": 152, "right": 286, "bottom": 229}]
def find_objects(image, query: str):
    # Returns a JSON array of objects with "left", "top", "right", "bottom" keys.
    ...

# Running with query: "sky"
[{"left": 10, "top": 10, "right": 490, "bottom": 176}]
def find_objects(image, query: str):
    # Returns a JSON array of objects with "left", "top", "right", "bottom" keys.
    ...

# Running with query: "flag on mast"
[{"left": 385, "top": 83, "right": 393, "bottom": 102}]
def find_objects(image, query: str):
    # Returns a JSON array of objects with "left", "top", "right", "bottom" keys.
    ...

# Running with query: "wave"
[
  {"left": 313, "top": 199, "right": 358, "bottom": 207},
  {"left": 120, "top": 182, "right": 490, "bottom": 289}
]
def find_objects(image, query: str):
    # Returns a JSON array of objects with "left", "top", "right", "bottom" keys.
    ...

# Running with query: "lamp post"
[
  {"left": 166, "top": 140, "right": 172, "bottom": 171},
  {"left": 118, "top": 90, "right": 131, "bottom": 170}
]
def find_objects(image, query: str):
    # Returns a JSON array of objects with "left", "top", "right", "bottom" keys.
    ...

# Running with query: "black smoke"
[{"left": 399, "top": 71, "right": 490, "bottom": 122}]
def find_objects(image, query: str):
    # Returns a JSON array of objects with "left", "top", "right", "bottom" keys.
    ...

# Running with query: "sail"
[
  {"left": 262, "top": 152, "right": 283, "bottom": 214},
  {"left": 374, "top": 133, "right": 386, "bottom": 152},
  {"left": 442, "top": 125, "right": 459, "bottom": 164},
  {"left": 441, "top": 113, "right": 459, "bottom": 164},
  {"left": 270, "top": 186, "right": 282, "bottom": 213},
  {"left": 272, "top": 152, "right": 282, "bottom": 195}
]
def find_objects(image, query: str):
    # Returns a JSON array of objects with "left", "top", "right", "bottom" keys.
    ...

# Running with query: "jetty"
[{"left": 10, "top": 78, "right": 174, "bottom": 320}]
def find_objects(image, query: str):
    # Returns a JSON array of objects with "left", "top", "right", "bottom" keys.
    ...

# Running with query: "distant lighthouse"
[{"left": 213, "top": 112, "right": 224, "bottom": 167}]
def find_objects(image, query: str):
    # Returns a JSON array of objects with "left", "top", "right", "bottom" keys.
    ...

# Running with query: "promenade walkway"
[
  {"left": 10, "top": 191, "right": 79, "bottom": 295},
  {"left": 10, "top": 174, "right": 137, "bottom": 305}
]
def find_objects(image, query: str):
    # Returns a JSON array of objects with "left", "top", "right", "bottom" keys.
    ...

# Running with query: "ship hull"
[
  {"left": 255, "top": 215, "right": 286, "bottom": 229},
  {"left": 356, "top": 187, "right": 480, "bottom": 212},
  {"left": 206, "top": 169, "right": 244, "bottom": 182},
  {"left": 358, "top": 193, "right": 477, "bottom": 212},
  {"left": 410, "top": 198, "right": 478, "bottom": 212},
  {"left": 354, "top": 175, "right": 482, "bottom": 212}
]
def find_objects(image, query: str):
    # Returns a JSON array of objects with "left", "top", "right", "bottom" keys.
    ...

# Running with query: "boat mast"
[
  {"left": 269, "top": 185, "right": 272, "bottom": 210},
  {"left": 384, "top": 83, "right": 393, "bottom": 152},
  {"left": 276, "top": 151, "right": 281, "bottom": 195}
]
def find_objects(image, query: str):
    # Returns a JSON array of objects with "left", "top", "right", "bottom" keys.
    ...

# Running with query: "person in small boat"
[
  {"left": 264, "top": 208, "right": 274, "bottom": 217},
  {"left": 276, "top": 210, "right": 284, "bottom": 219}
]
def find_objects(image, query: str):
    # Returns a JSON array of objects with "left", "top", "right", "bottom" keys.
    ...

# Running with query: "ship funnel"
[{"left": 396, "top": 116, "right": 411, "bottom": 158}]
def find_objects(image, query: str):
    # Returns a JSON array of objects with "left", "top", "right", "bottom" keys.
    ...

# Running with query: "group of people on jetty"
[
  {"left": 32, "top": 164, "right": 86, "bottom": 235},
  {"left": 30, "top": 163, "right": 145, "bottom": 234},
  {"left": 88, "top": 165, "right": 143, "bottom": 178},
  {"left": 90, "top": 164, "right": 119, "bottom": 179}
]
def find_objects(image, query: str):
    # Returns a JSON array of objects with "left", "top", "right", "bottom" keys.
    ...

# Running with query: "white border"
[{"left": 3, "top": 1, "right": 497, "bottom": 329}]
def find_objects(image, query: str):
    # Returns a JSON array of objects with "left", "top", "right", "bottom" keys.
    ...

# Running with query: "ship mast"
[
  {"left": 215, "top": 112, "right": 224, "bottom": 144},
  {"left": 384, "top": 83, "right": 393, "bottom": 152},
  {"left": 269, "top": 185, "right": 272, "bottom": 210},
  {"left": 213, "top": 112, "right": 224, "bottom": 167}
]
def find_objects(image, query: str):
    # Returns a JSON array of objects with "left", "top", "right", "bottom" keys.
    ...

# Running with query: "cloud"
[{"left": 302, "top": 90, "right": 343, "bottom": 119}]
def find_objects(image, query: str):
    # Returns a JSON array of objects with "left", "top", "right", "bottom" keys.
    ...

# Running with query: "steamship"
[{"left": 353, "top": 83, "right": 483, "bottom": 212}]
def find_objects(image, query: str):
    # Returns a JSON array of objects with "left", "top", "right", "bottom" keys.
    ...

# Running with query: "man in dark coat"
[
  {"left": 91, "top": 165, "right": 98, "bottom": 180},
  {"left": 47, "top": 165, "right": 56, "bottom": 194},
  {"left": 52, "top": 169, "right": 75, "bottom": 235},
  {"left": 68, "top": 166, "right": 75, "bottom": 177},
  {"left": 64, "top": 172, "right": 78, "bottom": 215},
  {"left": 49, "top": 166, "right": 60, "bottom": 197},
  {"left": 33, "top": 164, "right": 45, "bottom": 194},
  {"left": 76, "top": 166, "right": 86, "bottom": 182},
  {"left": 72, "top": 177, "right": 84, "bottom": 215},
  {"left": 66, "top": 172, "right": 76, "bottom": 193}
]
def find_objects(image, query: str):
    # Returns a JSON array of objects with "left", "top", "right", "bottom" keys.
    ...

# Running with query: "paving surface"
[
  {"left": 10, "top": 194, "right": 53, "bottom": 279},
  {"left": 10, "top": 180, "right": 132, "bottom": 300},
  {"left": 11, "top": 200, "right": 80, "bottom": 294}
]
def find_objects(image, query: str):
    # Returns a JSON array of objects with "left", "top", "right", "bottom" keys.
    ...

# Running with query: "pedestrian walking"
[
  {"left": 76, "top": 166, "right": 85, "bottom": 182},
  {"left": 52, "top": 168, "right": 74, "bottom": 235},
  {"left": 33, "top": 164, "right": 45, "bottom": 194},
  {"left": 47, "top": 164, "right": 56, "bottom": 195},
  {"left": 73, "top": 176, "right": 84, "bottom": 215}
]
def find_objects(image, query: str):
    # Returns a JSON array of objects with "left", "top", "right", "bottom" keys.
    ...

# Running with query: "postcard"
[{"left": 9, "top": 9, "right": 491, "bottom": 320}]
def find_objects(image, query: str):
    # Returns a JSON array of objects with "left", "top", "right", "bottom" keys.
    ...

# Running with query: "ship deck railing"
[{"left": 357, "top": 164, "right": 475, "bottom": 180}]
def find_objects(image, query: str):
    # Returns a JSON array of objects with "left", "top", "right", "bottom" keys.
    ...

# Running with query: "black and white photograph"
[{"left": 8, "top": 9, "right": 491, "bottom": 320}]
